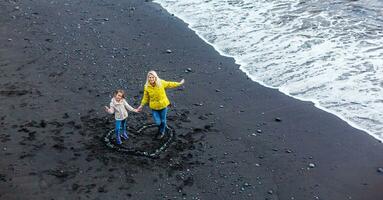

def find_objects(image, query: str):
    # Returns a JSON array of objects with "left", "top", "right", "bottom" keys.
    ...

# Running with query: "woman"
[{"left": 137, "top": 70, "right": 184, "bottom": 138}]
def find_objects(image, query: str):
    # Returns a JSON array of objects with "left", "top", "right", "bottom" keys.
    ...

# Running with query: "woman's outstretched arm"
[{"left": 163, "top": 79, "right": 185, "bottom": 88}]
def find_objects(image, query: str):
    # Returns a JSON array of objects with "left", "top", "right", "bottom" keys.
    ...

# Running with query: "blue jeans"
[
  {"left": 152, "top": 107, "right": 168, "bottom": 134},
  {"left": 115, "top": 118, "right": 127, "bottom": 144}
]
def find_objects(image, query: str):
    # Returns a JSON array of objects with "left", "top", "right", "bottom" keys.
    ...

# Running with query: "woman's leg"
[
  {"left": 152, "top": 110, "right": 161, "bottom": 126},
  {"left": 152, "top": 109, "right": 163, "bottom": 137},
  {"left": 159, "top": 107, "right": 168, "bottom": 135},
  {"left": 115, "top": 120, "right": 122, "bottom": 144},
  {"left": 121, "top": 118, "right": 128, "bottom": 139}
]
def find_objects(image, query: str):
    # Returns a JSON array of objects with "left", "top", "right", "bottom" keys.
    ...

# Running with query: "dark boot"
[{"left": 155, "top": 125, "right": 165, "bottom": 139}]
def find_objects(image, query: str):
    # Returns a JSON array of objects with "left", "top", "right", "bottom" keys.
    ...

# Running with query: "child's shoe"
[
  {"left": 116, "top": 133, "right": 122, "bottom": 145},
  {"left": 121, "top": 132, "right": 129, "bottom": 140},
  {"left": 116, "top": 138, "right": 122, "bottom": 145}
]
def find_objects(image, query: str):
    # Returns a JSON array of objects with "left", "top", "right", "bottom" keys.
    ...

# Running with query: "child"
[{"left": 105, "top": 89, "right": 137, "bottom": 145}]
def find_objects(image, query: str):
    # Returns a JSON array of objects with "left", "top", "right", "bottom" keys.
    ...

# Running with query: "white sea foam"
[{"left": 154, "top": 0, "right": 383, "bottom": 141}]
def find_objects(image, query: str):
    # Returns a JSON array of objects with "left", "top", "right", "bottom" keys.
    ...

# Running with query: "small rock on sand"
[{"left": 309, "top": 163, "right": 316, "bottom": 168}]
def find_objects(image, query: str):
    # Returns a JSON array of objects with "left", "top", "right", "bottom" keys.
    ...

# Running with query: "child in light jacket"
[{"left": 105, "top": 89, "right": 137, "bottom": 145}]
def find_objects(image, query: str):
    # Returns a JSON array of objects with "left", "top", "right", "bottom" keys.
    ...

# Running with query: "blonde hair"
[{"left": 145, "top": 70, "right": 162, "bottom": 87}]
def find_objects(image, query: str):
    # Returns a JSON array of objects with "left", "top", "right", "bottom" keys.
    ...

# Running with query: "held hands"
[{"left": 136, "top": 105, "right": 143, "bottom": 113}]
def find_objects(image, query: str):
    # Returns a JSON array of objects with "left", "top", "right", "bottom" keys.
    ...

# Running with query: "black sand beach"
[{"left": 1, "top": 0, "right": 383, "bottom": 199}]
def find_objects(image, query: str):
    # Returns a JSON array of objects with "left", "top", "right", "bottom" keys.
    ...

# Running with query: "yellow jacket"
[{"left": 140, "top": 80, "right": 181, "bottom": 110}]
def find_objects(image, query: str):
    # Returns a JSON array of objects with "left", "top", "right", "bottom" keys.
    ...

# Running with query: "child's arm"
[
  {"left": 104, "top": 106, "right": 114, "bottom": 114},
  {"left": 105, "top": 101, "right": 115, "bottom": 114},
  {"left": 123, "top": 100, "right": 138, "bottom": 113}
]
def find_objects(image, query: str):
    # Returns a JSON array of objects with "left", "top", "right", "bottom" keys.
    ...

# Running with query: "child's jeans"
[
  {"left": 115, "top": 118, "right": 127, "bottom": 144},
  {"left": 152, "top": 107, "right": 168, "bottom": 135}
]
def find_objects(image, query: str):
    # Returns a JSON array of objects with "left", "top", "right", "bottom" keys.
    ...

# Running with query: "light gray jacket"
[{"left": 107, "top": 98, "right": 135, "bottom": 120}]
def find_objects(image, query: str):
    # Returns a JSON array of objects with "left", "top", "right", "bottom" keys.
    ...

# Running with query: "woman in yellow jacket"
[{"left": 137, "top": 70, "right": 185, "bottom": 138}]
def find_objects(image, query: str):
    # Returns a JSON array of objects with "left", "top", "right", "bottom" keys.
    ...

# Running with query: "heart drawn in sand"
[{"left": 104, "top": 123, "right": 174, "bottom": 158}]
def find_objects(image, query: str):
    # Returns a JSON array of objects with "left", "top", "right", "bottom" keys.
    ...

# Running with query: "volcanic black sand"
[{"left": 1, "top": 0, "right": 383, "bottom": 199}]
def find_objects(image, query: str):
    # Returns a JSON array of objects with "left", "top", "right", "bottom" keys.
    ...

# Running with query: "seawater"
[{"left": 154, "top": 0, "right": 383, "bottom": 141}]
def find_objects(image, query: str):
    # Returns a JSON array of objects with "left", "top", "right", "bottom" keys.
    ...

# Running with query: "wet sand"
[{"left": 1, "top": 0, "right": 383, "bottom": 199}]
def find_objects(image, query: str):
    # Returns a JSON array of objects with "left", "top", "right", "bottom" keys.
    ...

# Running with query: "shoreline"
[
  {"left": 152, "top": 1, "right": 381, "bottom": 143},
  {"left": 1, "top": 0, "right": 383, "bottom": 199}
]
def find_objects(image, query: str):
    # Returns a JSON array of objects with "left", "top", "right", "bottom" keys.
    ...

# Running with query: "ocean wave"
[{"left": 154, "top": 0, "right": 383, "bottom": 141}]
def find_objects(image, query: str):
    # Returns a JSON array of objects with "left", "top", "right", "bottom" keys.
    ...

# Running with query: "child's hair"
[{"left": 113, "top": 89, "right": 125, "bottom": 98}]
